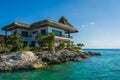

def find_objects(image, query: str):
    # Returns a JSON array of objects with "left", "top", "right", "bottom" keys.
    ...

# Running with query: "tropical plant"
[
  {"left": 22, "top": 45, "right": 31, "bottom": 51},
  {"left": 67, "top": 41, "right": 71, "bottom": 48},
  {"left": 36, "top": 34, "right": 44, "bottom": 48},
  {"left": 36, "top": 32, "right": 55, "bottom": 53},
  {"left": 58, "top": 41, "right": 65, "bottom": 50},
  {"left": 76, "top": 43, "right": 85, "bottom": 49},
  {"left": 7, "top": 33, "right": 23, "bottom": 52},
  {"left": 0, "top": 39, "right": 5, "bottom": 47},
  {"left": 47, "top": 32, "right": 55, "bottom": 53}
]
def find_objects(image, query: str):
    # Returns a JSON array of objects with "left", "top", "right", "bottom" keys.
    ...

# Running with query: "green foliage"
[
  {"left": 7, "top": 34, "right": 23, "bottom": 52},
  {"left": 0, "top": 39, "right": 5, "bottom": 46},
  {"left": 0, "top": 40, "right": 11, "bottom": 53},
  {"left": 71, "top": 43, "right": 85, "bottom": 51},
  {"left": 67, "top": 41, "right": 71, "bottom": 48},
  {"left": 36, "top": 34, "right": 45, "bottom": 48},
  {"left": 36, "top": 32, "right": 55, "bottom": 53},
  {"left": 0, "top": 46, "right": 10, "bottom": 54},
  {"left": 58, "top": 41, "right": 65, "bottom": 50},
  {"left": 22, "top": 45, "right": 31, "bottom": 51},
  {"left": 47, "top": 32, "right": 55, "bottom": 51},
  {"left": 33, "top": 49, "right": 43, "bottom": 53},
  {"left": 77, "top": 43, "right": 85, "bottom": 49}
]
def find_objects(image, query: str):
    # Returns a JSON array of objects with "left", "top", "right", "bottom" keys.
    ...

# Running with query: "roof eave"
[{"left": 1, "top": 22, "right": 30, "bottom": 31}]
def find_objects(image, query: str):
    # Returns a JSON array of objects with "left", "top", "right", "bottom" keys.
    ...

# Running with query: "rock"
[
  {"left": 0, "top": 55, "right": 8, "bottom": 61},
  {"left": 32, "top": 63, "right": 46, "bottom": 69},
  {"left": 88, "top": 52, "right": 101, "bottom": 56},
  {"left": 14, "top": 51, "right": 37, "bottom": 61},
  {"left": 32, "top": 60, "right": 47, "bottom": 69},
  {"left": 0, "top": 50, "right": 101, "bottom": 71},
  {"left": 42, "top": 54, "right": 61, "bottom": 64},
  {"left": 79, "top": 53, "right": 88, "bottom": 58},
  {"left": 79, "top": 50, "right": 84, "bottom": 52}
]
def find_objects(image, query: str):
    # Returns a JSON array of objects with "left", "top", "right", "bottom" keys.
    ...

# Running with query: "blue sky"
[{"left": 0, "top": 0, "right": 120, "bottom": 48}]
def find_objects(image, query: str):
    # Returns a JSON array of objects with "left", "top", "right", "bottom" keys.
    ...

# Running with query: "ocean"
[{"left": 0, "top": 49, "right": 120, "bottom": 80}]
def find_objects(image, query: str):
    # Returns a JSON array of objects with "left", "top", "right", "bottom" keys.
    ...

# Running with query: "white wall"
[
  {"left": 11, "top": 28, "right": 31, "bottom": 45},
  {"left": 31, "top": 27, "right": 48, "bottom": 41},
  {"left": 31, "top": 27, "right": 48, "bottom": 47},
  {"left": 10, "top": 26, "right": 67, "bottom": 47}
]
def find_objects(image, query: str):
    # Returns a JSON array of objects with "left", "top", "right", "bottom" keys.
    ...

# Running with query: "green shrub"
[
  {"left": 33, "top": 49, "right": 43, "bottom": 53},
  {"left": 22, "top": 45, "right": 31, "bottom": 51},
  {"left": 36, "top": 32, "right": 55, "bottom": 53},
  {"left": 7, "top": 33, "right": 24, "bottom": 52},
  {"left": 76, "top": 43, "right": 85, "bottom": 49},
  {"left": 0, "top": 46, "right": 11, "bottom": 54},
  {"left": 67, "top": 41, "right": 71, "bottom": 48},
  {"left": 57, "top": 41, "right": 65, "bottom": 50}
]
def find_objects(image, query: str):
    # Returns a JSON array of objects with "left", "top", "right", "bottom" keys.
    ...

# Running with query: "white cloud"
[
  {"left": 81, "top": 22, "right": 95, "bottom": 28},
  {"left": 90, "top": 22, "right": 95, "bottom": 25},
  {"left": 81, "top": 25, "right": 86, "bottom": 27}
]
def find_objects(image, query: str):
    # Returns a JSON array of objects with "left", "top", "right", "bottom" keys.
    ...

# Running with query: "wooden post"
[
  {"left": 13, "top": 28, "right": 17, "bottom": 35},
  {"left": 68, "top": 31, "right": 70, "bottom": 38}
]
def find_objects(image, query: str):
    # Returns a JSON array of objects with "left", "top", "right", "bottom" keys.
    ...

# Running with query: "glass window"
[
  {"left": 52, "top": 30, "right": 62, "bottom": 36},
  {"left": 22, "top": 31, "right": 28, "bottom": 37},
  {"left": 32, "top": 31, "right": 38, "bottom": 34},
  {"left": 41, "top": 29, "right": 46, "bottom": 35}
]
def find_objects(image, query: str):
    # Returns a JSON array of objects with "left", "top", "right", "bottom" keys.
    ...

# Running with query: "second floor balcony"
[{"left": 56, "top": 34, "right": 73, "bottom": 39}]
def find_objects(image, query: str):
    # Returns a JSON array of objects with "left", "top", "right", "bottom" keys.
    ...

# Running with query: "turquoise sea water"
[{"left": 0, "top": 49, "right": 120, "bottom": 80}]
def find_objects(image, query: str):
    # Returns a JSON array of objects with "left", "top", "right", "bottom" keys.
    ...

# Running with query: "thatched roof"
[
  {"left": 0, "top": 34, "right": 6, "bottom": 39},
  {"left": 0, "top": 34, "right": 5, "bottom": 37},
  {"left": 1, "top": 22, "right": 30, "bottom": 31},
  {"left": 2, "top": 17, "right": 78, "bottom": 33},
  {"left": 0, "top": 34, "right": 10, "bottom": 39},
  {"left": 59, "top": 16, "right": 74, "bottom": 27}
]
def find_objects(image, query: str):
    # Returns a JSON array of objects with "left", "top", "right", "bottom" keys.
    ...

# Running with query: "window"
[
  {"left": 41, "top": 29, "right": 46, "bottom": 35},
  {"left": 22, "top": 31, "right": 28, "bottom": 37},
  {"left": 52, "top": 30, "right": 62, "bottom": 37},
  {"left": 32, "top": 31, "right": 38, "bottom": 34}
]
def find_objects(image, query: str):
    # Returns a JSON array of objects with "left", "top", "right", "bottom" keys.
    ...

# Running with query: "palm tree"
[
  {"left": 77, "top": 43, "right": 85, "bottom": 49},
  {"left": 7, "top": 33, "right": 23, "bottom": 52},
  {"left": 47, "top": 32, "right": 55, "bottom": 53},
  {"left": 36, "top": 32, "right": 55, "bottom": 53},
  {"left": 36, "top": 34, "right": 44, "bottom": 49},
  {"left": 67, "top": 41, "right": 71, "bottom": 48},
  {"left": 58, "top": 41, "right": 65, "bottom": 50}
]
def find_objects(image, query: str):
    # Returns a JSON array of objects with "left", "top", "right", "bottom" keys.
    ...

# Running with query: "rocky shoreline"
[{"left": 0, "top": 50, "right": 101, "bottom": 71}]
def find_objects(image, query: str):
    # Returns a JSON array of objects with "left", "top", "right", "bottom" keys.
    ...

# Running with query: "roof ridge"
[{"left": 14, "top": 22, "right": 30, "bottom": 25}]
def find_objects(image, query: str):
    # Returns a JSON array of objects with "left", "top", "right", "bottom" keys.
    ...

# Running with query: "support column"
[
  {"left": 14, "top": 28, "right": 17, "bottom": 35},
  {"left": 68, "top": 31, "right": 70, "bottom": 38}
]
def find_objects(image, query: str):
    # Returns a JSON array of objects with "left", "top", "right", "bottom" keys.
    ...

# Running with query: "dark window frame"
[
  {"left": 21, "top": 31, "right": 28, "bottom": 37},
  {"left": 32, "top": 31, "right": 38, "bottom": 34},
  {"left": 41, "top": 29, "right": 47, "bottom": 35},
  {"left": 52, "top": 30, "right": 62, "bottom": 37}
]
